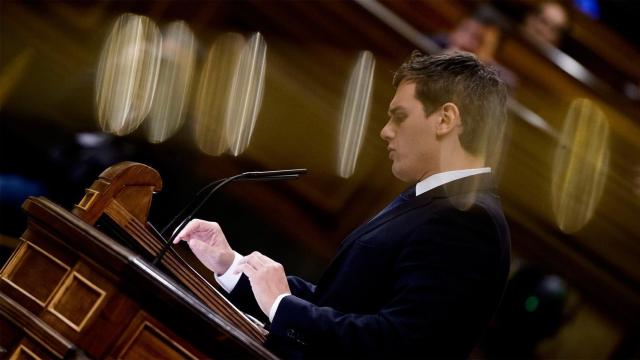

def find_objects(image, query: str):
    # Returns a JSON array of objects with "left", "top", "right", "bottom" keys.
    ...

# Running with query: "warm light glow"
[
  {"left": 226, "top": 32, "right": 267, "bottom": 156},
  {"left": 95, "top": 13, "right": 161, "bottom": 136},
  {"left": 0, "top": 49, "right": 33, "bottom": 108},
  {"left": 193, "top": 33, "right": 245, "bottom": 156},
  {"left": 337, "top": 50, "right": 375, "bottom": 178},
  {"left": 146, "top": 21, "right": 196, "bottom": 143},
  {"left": 551, "top": 98, "right": 610, "bottom": 233}
]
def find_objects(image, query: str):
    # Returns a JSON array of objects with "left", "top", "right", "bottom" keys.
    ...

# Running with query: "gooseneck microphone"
[{"left": 151, "top": 169, "right": 307, "bottom": 265}]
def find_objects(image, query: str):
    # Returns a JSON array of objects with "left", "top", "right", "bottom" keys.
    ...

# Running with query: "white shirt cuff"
[
  {"left": 214, "top": 251, "right": 243, "bottom": 293},
  {"left": 269, "top": 293, "right": 290, "bottom": 322}
]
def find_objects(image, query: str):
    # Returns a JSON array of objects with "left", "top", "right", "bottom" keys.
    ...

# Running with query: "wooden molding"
[
  {"left": 0, "top": 242, "right": 70, "bottom": 307},
  {"left": 47, "top": 271, "right": 107, "bottom": 332}
]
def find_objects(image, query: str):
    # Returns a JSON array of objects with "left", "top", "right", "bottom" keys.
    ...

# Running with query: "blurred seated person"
[
  {"left": 521, "top": 1, "right": 571, "bottom": 47},
  {"left": 433, "top": 6, "right": 518, "bottom": 89}
]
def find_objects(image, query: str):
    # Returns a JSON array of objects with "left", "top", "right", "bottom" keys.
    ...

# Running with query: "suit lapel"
[
  {"left": 319, "top": 173, "right": 497, "bottom": 288},
  {"left": 314, "top": 194, "right": 438, "bottom": 294},
  {"left": 333, "top": 191, "right": 436, "bottom": 253}
]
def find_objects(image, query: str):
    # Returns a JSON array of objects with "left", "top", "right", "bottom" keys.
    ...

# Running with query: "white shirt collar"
[{"left": 415, "top": 167, "right": 491, "bottom": 196}]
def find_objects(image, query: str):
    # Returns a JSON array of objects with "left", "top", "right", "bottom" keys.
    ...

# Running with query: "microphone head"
[{"left": 242, "top": 168, "right": 308, "bottom": 178}]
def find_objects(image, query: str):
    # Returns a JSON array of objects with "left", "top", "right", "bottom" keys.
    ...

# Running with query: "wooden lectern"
[{"left": 0, "top": 162, "right": 276, "bottom": 359}]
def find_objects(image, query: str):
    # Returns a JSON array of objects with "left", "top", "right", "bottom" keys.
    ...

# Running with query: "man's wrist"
[
  {"left": 215, "top": 252, "right": 243, "bottom": 293},
  {"left": 268, "top": 293, "right": 290, "bottom": 322},
  {"left": 216, "top": 250, "right": 236, "bottom": 276}
]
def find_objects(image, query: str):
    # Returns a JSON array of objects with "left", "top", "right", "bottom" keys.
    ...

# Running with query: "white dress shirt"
[{"left": 216, "top": 167, "right": 491, "bottom": 322}]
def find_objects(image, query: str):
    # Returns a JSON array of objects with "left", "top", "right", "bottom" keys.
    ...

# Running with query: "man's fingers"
[
  {"left": 173, "top": 219, "right": 201, "bottom": 243},
  {"left": 173, "top": 219, "right": 222, "bottom": 244},
  {"left": 235, "top": 263, "right": 257, "bottom": 277},
  {"left": 242, "top": 252, "right": 267, "bottom": 268},
  {"left": 187, "top": 238, "right": 202, "bottom": 250},
  {"left": 173, "top": 228, "right": 190, "bottom": 244},
  {"left": 173, "top": 226, "right": 189, "bottom": 243}
]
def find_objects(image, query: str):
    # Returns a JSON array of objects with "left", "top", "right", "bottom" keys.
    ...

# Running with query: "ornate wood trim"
[
  {"left": 47, "top": 271, "right": 107, "bottom": 332},
  {"left": 8, "top": 344, "right": 41, "bottom": 360},
  {"left": 0, "top": 291, "right": 76, "bottom": 359},
  {"left": 0, "top": 242, "right": 70, "bottom": 307},
  {"left": 117, "top": 318, "right": 198, "bottom": 360}
]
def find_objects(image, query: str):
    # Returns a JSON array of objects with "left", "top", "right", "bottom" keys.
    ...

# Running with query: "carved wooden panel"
[
  {"left": 0, "top": 242, "right": 69, "bottom": 307},
  {"left": 40, "top": 260, "right": 115, "bottom": 343},
  {"left": 73, "top": 291, "right": 138, "bottom": 359},
  {"left": 47, "top": 271, "right": 106, "bottom": 332},
  {"left": 7, "top": 337, "right": 63, "bottom": 360},
  {"left": 0, "top": 291, "right": 77, "bottom": 359},
  {"left": 8, "top": 344, "right": 41, "bottom": 360},
  {"left": 110, "top": 312, "right": 202, "bottom": 360},
  {"left": 1, "top": 329, "right": 73, "bottom": 360}
]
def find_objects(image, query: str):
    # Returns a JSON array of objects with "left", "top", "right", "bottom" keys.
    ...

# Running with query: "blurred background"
[{"left": 1, "top": 0, "right": 639, "bottom": 358}]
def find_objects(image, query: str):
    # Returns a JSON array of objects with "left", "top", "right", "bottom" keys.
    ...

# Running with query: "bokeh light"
[
  {"left": 193, "top": 32, "right": 245, "bottom": 156},
  {"left": 337, "top": 50, "right": 375, "bottom": 178},
  {"left": 146, "top": 21, "right": 197, "bottom": 144},
  {"left": 551, "top": 98, "right": 610, "bottom": 233},
  {"left": 226, "top": 32, "right": 267, "bottom": 156},
  {"left": 95, "top": 13, "right": 161, "bottom": 136},
  {"left": 525, "top": 295, "right": 540, "bottom": 313}
]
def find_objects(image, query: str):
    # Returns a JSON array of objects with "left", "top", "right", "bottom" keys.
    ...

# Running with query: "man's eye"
[{"left": 393, "top": 114, "right": 407, "bottom": 122}]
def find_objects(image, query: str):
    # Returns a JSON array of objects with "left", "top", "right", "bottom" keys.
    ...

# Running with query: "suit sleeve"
[
  {"left": 225, "top": 274, "right": 317, "bottom": 323},
  {"left": 286, "top": 275, "right": 316, "bottom": 300},
  {"left": 267, "top": 209, "right": 501, "bottom": 357}
]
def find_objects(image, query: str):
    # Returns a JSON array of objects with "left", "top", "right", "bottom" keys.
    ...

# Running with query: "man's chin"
[{"left": 391, "top": 167, "right": 411, "bottom": 183}]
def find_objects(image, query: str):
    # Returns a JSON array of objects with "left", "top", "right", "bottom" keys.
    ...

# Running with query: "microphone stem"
[
  {"left": 152, "top": 173, "right": 243, "bottom": 266},
  {"left": 151, "top": 169, "right": 307, "bottom": 266},
  {"left": 160, "top": 178, "right": 225, "bottom": 236}
]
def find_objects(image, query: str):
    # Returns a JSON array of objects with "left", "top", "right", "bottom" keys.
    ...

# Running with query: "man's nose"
[{"left": 380, "top": 121, "right": 393, "bottom": 141}]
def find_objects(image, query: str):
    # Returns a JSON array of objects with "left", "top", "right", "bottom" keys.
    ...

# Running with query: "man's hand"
[
  {"left": 173, "top": 219, "right": 235, "bottom": 275},
  {"left": 235, "top": 251, "right": 291, "bottom": 316}
]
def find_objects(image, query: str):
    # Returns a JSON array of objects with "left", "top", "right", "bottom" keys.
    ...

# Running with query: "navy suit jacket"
[{"left": 228, "top": 173, "right": 511, "bottom": 359}]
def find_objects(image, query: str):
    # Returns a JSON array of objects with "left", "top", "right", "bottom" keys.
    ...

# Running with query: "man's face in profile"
[{"left": 380, "top": 81, "right": 441, "bottom": 184}]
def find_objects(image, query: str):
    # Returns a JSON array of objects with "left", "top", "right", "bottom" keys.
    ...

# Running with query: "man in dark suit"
[{"left": 174, "top": 51, "right": 511, "bottom": 358}]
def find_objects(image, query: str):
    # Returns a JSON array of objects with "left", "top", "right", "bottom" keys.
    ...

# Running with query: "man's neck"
[
  {"left": 417, "top": 152, "right": 485, "bottom": 183},
  {"left": 440, "top": 150, "right": 485, "bottom": 173},
  {"left": 413, "top": 149, "right": 487, "bottom": 196}
]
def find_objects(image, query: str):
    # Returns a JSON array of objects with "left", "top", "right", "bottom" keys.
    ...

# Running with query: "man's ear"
[{"left": 436, "top": 102, "right": 461, "bottom": 136}]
